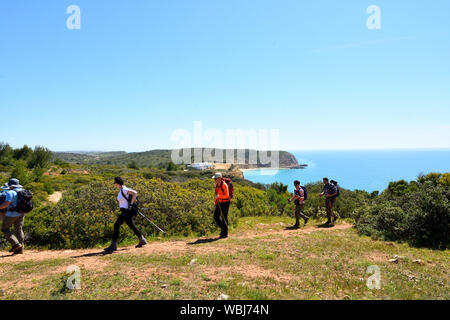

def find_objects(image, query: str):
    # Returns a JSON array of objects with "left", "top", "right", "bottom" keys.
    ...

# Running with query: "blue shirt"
[{"left": 5, "top": 188, "right": 23, "bottom": 218}]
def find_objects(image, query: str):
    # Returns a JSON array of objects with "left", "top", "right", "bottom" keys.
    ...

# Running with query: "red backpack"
[{"left": 221, "top": 178, "right": 234, "bottom": 199}]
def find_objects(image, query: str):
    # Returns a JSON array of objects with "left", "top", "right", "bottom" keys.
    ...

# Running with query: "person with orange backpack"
[{"left": 212, "top": 173, "right": 233, "bottom": 239}]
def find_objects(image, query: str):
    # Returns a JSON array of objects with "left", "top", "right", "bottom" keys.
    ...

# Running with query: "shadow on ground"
[
  {"left": 71, "top": 248, "right": 130, "bottom": 258},
  {"left": 187, "top": 237, "right": 222, "bottom": 245}
]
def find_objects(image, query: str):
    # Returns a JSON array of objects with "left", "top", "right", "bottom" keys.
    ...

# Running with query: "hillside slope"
[{"left": 53, "top": 149, "right": 306, "bottom": 169}]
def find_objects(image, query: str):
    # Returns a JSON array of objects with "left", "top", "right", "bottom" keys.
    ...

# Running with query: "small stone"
[
  {"left": 413, "top": 259, "right": 425, "bottom": 265},
  {"left": 218, "top": 294, "right": 229, "bottom": 300},
  {"left": 189, "top": 259, "right": 198, "bottom": 266},
  {"left": 343, "top": 295, "right": 352, "bottom": 300},
  {"left": 408, "top": 275, "right": 416, "bottom": 281},
  {"left": 161, "top": 284, "right": 168, "bottom": 288},
  {"left": 389, "top": 258, "right": 398, "bottom": 264}
]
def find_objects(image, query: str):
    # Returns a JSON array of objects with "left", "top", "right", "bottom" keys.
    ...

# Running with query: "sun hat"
[
  {"left": 1, "top": 183, "right": 9, "bottom": 190},
  {"left": 212, "top": 172, "right": 223, "bottom": 179},
  {"left": 7, "top": 178, "right": 23, "bottom": 189}
]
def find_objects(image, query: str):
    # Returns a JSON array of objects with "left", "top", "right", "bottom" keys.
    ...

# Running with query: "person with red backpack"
[
  {"left": 212, "top": 173, "right": 232, "bottom": 239},
  {"left": 288, "top": 180, "right": 309, "bottom": 229}
]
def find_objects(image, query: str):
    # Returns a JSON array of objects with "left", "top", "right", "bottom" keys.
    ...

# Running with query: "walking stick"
[
  {"left": 216, "top": 200, "right": 228, "bottom": 228},
  {"left": 137, "top": 210, "right": 166, "bottom": 234}
]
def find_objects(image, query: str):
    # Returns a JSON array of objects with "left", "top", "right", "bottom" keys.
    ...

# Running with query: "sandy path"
[
  {"left": 48, "top": 192, "right": 63, "bottom": 204},
  {"left": 0, "top": 223, "right": 353, "bottom": 265}
]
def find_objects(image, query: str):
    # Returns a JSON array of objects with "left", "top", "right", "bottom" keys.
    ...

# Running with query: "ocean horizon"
[{"left": 243, "top": 149, "right": 450, "bottom": 193}]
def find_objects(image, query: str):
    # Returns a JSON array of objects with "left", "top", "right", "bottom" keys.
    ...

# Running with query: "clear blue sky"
[{"left": 1, "top": 0, "right": 449, "bottom": 152}]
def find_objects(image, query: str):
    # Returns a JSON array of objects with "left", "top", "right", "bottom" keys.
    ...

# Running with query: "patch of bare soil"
[{"left": 48, "top": 192, "right": 63, "bottom": 204}]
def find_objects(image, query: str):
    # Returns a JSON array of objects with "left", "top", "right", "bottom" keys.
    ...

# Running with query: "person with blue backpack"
[
  {"left": 0, "top": 179, "right": 31, "bottom": 255},
  {"left": 288, "top": 180, "right": 309, "bottom": 229}
]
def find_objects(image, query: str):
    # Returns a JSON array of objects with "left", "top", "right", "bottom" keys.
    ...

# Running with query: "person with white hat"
[
  {"left": 212, "top": 173, "right": 231, "bottom": 239},
  {"left": 0, "top": 178, "right": 26, "bottom": 254}
]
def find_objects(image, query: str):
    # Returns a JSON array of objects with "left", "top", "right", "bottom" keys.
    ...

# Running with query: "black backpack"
[
  {"left": 330, "top": 180, "right": 340, "bottom": 197},
  {"left": 16, "top": 189, "right": 34, "bottom": 214}
]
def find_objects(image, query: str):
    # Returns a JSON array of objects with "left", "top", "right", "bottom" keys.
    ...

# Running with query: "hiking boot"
[
  {"left": 219, "top": 233, "right": 228, "bottom": 239},
  {"left": 104, "top": 241, "right": 117, "bottom": 252},
  {"left": 304, "top": 217, "right": 309, "bottom": 225},
  {"left": 9, "top": 243, "right": 21, "bottom": 253},
  {"left": 136, "top": 236, "right": 148, "bottom": 248},
  {"left": 12, "top": 244, "right": 23, "bottom": 255}
]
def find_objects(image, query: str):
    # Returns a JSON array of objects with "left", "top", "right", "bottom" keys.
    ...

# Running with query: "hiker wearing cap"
[
  {"left": 319, "top": 177, "right": 338, "bottom": 224},
  {"left": 288, "top": 180, "right": 309, "bottom": 229},
  {"left": 0, "top": 179, "right": 25, "bottom": 254},
  {"left": 213, "top": 173, "right": 230, "bottom": 239},
  {"left": 104, "top": 177, "right": 147, "bottom": 252}
]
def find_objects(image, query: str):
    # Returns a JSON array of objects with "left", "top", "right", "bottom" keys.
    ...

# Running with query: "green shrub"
[{"left": 356, "top": 174, "right": 450, "bottom": 249}]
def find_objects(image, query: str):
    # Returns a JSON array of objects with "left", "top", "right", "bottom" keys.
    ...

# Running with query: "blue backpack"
[
  {"left": 301, "top": 186, "right": 308, "bottom": 201},
  {"left": 295, "top": 186, "right": 308, "bottom": 201}
]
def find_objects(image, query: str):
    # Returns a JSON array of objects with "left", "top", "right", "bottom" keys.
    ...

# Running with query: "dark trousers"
[
  {"left": 113, "top": 208, "right": 142, "bottom": 242},
  {"left": 325, "top": 197, "right": 337, "bottom": 220},
  {"left": 2, "top": 215, "right": 25, "bottom": 247},
  {"left": 214, "top": 201, "right": 230, "bottom": 236},
  {"left": 294, "top": 204, "right": 308, "bottom": 225}
]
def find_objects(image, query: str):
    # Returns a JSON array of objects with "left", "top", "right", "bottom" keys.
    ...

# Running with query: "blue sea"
[{"left": 243, "top": 150, "right": 450, "bottom": 193}]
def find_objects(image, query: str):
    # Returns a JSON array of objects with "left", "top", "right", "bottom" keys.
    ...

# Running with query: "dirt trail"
[
  {"left": 48, "top": 192, "right": 63, "bottom": 204},
  {"left": 0, "top": 223, "right": 353, "bottom": 265}
]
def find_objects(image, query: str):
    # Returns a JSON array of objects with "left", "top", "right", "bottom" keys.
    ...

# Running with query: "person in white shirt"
[{"left": 105, "top": 177, "right": 147, "bottom": 252}]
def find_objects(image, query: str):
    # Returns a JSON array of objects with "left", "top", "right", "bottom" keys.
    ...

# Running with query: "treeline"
[
  {"left": 0, "top": 143, "right": 52, "bottom": 169},
  {"left": 355, "top": 173, "right": 449, "bottom": 249},
  {"left": 0, "top": 143, "right": 53, "bottom": 185}
]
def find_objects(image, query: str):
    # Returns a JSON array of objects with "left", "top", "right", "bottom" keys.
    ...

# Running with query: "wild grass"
[{"left": 0, "top": 217, "right": 447, "bottom": 300}]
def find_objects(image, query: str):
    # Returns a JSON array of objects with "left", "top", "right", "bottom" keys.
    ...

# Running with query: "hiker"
[
  {"left": 104, "top": 177, "right": 147, "bottom": 252},
  {"left": 319, "top": 177, "right": 338, "bottom": 224},
  {"left": 0, "top": 179, "right": 26, "bottom": 254},
  {"left": 288, "top": 180, "right": 309, "bottom": 229},
  {"left": 213, "top": 173, "right": 230, "bottom": 239}
]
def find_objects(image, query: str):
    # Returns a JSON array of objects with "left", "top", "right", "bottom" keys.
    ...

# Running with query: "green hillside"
[{"left": 52, "top": 148, "right": 304, "bottom": 169}]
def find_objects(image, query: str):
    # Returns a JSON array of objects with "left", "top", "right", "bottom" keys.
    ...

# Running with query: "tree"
[
  {"left": 166, "top": 161, "right": 178, "bottom": 171},
  {"left": 13, "top": 145, "right": 33, "bottom": 161},
  {"left": 10, "top": 160, "right": 30, "bottom": 186},
  {"left": 128, "top": 161, "right": 139, "bottom": 170},
  {"left": 28, "top": 146, "right": 52, "bottom": 169},
  {"left": 0, "top": 142, "right": 13, "bottom": 165},
  {"left": 270, "top": 182, "right": 288, "bottom": 194}
]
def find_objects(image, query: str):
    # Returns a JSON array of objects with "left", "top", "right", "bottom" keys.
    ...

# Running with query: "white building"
[{"left": 189, "top": 162, "right": 213, "bottom": 170}]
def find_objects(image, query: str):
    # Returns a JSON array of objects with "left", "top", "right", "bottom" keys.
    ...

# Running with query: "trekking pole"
[
  {"left": 216, "top": 201, "right": 228, "bottom": 228},
  {"left": 137, "top": 210, "right": 166, "bottom": 234}
]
